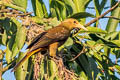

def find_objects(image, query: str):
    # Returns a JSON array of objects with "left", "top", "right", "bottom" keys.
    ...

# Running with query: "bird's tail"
[{"left": 11, "top": 48, "right": 42, "bottom": 72}]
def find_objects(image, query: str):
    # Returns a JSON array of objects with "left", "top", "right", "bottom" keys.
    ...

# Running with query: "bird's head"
[{"left": 61, "top": 18, "right": 87, "bottom": 31}]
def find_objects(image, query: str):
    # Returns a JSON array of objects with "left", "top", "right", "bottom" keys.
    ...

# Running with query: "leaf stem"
[{"left": 103, "top": 16, "right": 120, "bottom": 20}]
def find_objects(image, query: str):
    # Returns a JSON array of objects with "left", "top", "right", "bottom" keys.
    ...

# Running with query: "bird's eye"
[{"left": 74, "top": 21, "right": 76, "bottom": 23}]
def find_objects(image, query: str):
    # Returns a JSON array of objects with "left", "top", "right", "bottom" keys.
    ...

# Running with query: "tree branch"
[
  {"left": 84, "top": 2, "right": 120, "bottom": 27},
  {"left": 70, "top": 46, "right": 86, "bottom": 61}
]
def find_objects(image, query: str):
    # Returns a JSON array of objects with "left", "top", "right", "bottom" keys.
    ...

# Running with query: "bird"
[{"left": 11, "top": 18, "right": 87, "bottom": 72}]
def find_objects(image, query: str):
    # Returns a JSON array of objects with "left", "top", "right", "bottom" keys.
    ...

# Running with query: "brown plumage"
[{"left": 11, "top": 18, "right": 87, "bottom": 72}]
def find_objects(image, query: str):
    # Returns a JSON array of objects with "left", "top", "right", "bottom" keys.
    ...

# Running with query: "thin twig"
[
  {"left": 0, "top": 9, "right": 33, "bottom": 16},
  {"left": 2, "top": 63, "right": 13, "bottom": 72},
  {"left": 70, "top": 46, "right": 86, "bottom": 61},
  {"left": 85, "top": 2, "right": 119, "bottom": 27},
  {"left": 7, "top": 12, "right": 33, "bottom": 17},
  {"left": 15, "top": 12, "right": 33, "bottom": 16},
  {"left": 103, "top": 16, "right": 120, "bottom": 20}
]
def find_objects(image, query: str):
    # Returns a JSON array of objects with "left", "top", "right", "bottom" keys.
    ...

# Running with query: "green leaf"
[
  {"left": 42, "top": 2, "right": 48, "bottom": 18},
  {"left": 73, "top": 0, "right": 90, "bottom": 24},
  {"left": 115, "top": 65, "right": 120, "bottom": 73},
  {"left": 39, "top": 57, "right": 45, "bottom": 80},
  {"left": 11, "top": 17, "right": 21, "bottom": 29},
  {"left": 5, "top": 35, "right": 15, "bottom": 63},
  {"left": 110, "top": 40, "right": 120, "bottom": 47},
  {"left": 79, "top": 27, "right": 107, "bottom": 34},
  {"left": 105, "top": 31, "right": 119, "bottom": 40},
  {"left": 93, "top": 0, "right": 100, "bottom": 26},
  {"left": 93, "top": 0, "right": 100, "bottom": 15},
  {"left": 11, "top": 43, "right": 19, "bottom": 59},
  {"left": 100, "top": 0, "right": 107, "bottom": 12},
  {"left": 106, "top": 6, "right": 120, "bottom": 32},
  {"left": 0, "top": 18, "right": 11, "bottom": 32},
  {"left": 73, "top": 0, "right": 90, "bottom": 12},
  {"left": 6, "top": 45, "right": 12, "bottom": 63},
  {"left": 56, "top": 0, "right": 67, "bottom": 20},
  {"left": 15, "top": 52, "right": 28, "bottom": 80},
  {"left": 119, "top": 32, "right": 120, "bottom": 40},
  {"left": 87, "top": 40, "right": 103, "bottom": 56},
  {"left": 2, "top": 1, "right": 26, "bottom": 12},
  {"left": 12, "top": 0, "right": 27, "bottom": 9},
  {"left": 58, "top": 37, "right": 73, "bottom": 51},
  {"left": 79, "top": 71, "right": 88, "bottom": 80},
  {"left": 2, "top": 30, "right": 7, "bottom": 45},
  {"left": 69, "top": 12, "right": 95, "bottom": 19},
  {"left": 89, "top": 34, "right": 120, "bottom": 48},
  {"left": 63, "top": 0, "right": 77, "bottom": 14},
  {"left": 48, "top": 60, "right": 58, "bottom": 79},
  {"left": 49, "top": 1, "right": 63, "bottom": 20},
  {"left": 54, "top": 6, "right": 61, "bottom": 20},
  {"left": 31, "top": 0, "right": 47, "bottom": 18},
  {"left": 78, "top": 55, "right": 91, "bottom": 79},
  {"left": 104, "top": 2, "right": 120, "bottom": 66},
  {"left": 50, "top": 8, "right": 58, "bottom": 18},
  {"left": 88, "top": 57, "right": 100, "bottom": 79},
  {"left": 15, "top": 26, "right": 26, "bottom": 50},
  {"left": 93, "top": 0, "right": 107, "bottom": 26},
  {"left": 60, "top": 5, "right": 66, "bottom": 20}
]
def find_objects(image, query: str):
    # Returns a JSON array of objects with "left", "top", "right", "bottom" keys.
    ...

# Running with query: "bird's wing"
[
  {"left": 29, "top": 26, "right": 70, "bottom": 52},
  {"left": 27, "top": 32, "right": 47, "bottom": 49}
]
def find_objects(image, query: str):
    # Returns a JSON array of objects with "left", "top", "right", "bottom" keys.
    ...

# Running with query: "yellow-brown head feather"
[{"left": 61, "top": 18, "right": 87, "bottom": 31}]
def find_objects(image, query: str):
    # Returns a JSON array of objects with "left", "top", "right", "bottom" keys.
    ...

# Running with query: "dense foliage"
[{"left": 0, "top": 0, "right": 120, "bottom": 80}]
